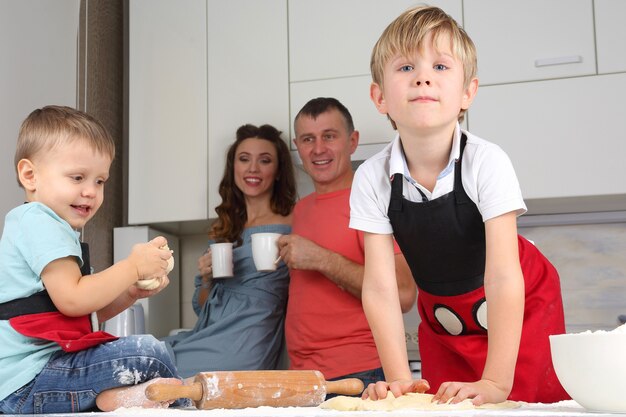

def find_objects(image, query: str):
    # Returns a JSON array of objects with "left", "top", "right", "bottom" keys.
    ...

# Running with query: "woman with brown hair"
[{"left": 162, "top": 124, "right": 296, "bottom": 377}]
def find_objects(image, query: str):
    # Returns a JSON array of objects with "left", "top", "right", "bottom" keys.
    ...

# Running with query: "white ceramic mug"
[
  {"left": 251, "top": 232, "right": 282, "bottom": 271},
  {"left": 210, "top": 242, "right": 234, "bottom": 278}
]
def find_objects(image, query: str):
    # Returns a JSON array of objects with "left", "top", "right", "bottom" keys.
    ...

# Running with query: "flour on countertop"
[{"left": 111, "top": 400, "right": 606, "bottom": 416}]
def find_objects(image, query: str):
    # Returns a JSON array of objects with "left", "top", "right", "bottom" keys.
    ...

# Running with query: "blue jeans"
[
  {"left": 326, "top": 367, "right": 385, "bottom": 399},
  {"left": 0, "top": 335, "right": 190, "bottom": 414}
]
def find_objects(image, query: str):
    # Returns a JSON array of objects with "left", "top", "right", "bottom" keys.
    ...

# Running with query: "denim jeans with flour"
[{"left": 0, "top": 335, "right": 190, "bottom": 414}]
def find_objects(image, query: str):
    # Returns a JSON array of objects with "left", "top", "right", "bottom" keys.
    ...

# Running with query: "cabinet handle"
[{"left": 534, "top": 55, "right": 582, "bottom": 67}]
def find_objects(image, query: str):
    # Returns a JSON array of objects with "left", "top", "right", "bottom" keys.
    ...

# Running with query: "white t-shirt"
[{"left": 349, "top": 125, "right": 527, "bottom": 235}]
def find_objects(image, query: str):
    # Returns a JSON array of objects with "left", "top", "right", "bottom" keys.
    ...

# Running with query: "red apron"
[
  {"left": 9, "top": 311, "right": 118, "bottom": 352},
  {"left": 417, "top": 236, "right": 569, "bottom": 402},
  {"left": 1, "top": 243, "right": 118, "bottom": 352}
]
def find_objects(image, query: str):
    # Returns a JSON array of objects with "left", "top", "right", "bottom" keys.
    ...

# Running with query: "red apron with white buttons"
[{"left": 417, "top": 236, "right": 569, "bottom": 402}]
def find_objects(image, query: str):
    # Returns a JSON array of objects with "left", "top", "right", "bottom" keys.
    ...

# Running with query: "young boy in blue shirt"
[{"left": 0, "top": 105, "right": 188, "bottom": 413}]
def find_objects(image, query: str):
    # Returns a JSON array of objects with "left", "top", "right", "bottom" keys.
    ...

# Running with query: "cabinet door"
[
  {"left": 464, "top": 0, "right": 596, "bottom": 85},
  {"left": 288, "top": 0, "right": 462, "bottom": 82},
  {"left": 467, "top": 73, "right": 626, "bottom": 201},
  {"left": 0, "top": 0, "right": 79, "bottom": 233},
  {"left": 595, "top": 0, "right": 626, "bottom": 74},
  {"left": 128, "top": 0, "right": 208, "bottom": 224},
  {"left": 207, "top": 0, "right": 289, "bottom": 214}
]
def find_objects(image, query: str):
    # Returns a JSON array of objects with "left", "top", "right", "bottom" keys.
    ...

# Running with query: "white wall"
[{"left": 0, "top": 0, "right": 79, "bottom": 233}]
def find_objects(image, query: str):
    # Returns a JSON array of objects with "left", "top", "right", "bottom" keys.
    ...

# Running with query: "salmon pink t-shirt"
[{"left": 285, "top": 188, "right": 399, "bottom": 379}]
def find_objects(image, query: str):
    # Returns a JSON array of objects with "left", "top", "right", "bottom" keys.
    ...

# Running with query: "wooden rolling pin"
[{"left": 146, "top": 370, "right": 364, "bottom": 409}]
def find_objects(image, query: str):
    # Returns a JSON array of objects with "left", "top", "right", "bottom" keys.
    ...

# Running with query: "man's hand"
[{"left": 277, "top": 234, "right": 327, "bottom": 271}]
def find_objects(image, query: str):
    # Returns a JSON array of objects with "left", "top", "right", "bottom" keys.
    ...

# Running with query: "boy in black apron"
[{"left": 350, "top": 6, "right": 568, "bottom": 405}]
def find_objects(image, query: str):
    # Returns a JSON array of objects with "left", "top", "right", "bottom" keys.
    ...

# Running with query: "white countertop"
[{"left": 5, "top": 400, "right": 622, "bottom": 417}]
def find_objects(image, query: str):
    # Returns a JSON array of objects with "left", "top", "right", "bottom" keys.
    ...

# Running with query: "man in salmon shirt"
[{"left": 277, "top": 97, "right": 416, "bottom": 390}]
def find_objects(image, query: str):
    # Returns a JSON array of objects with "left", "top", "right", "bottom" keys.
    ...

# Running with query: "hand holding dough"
[{"left": 135, "top": 244, "right": 174, "bottom": 290}]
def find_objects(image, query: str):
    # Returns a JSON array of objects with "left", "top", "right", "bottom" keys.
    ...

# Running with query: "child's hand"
[
  {"left": 362, "top": 379, "right": 430, "bottom": 400},
  {"left": 128, "top": 275, "right": 171, "bottom": 299},
  {"left": 128, "top": 236, "right": 172, "bottom": 281},
  {"left": 432, "top": 379, "right": 509, "bottom": 406}
]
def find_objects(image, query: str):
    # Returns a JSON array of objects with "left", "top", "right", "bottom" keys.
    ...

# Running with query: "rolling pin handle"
[
  {"left": 145, "top": 381, "right": 203, "bottom": 403},
  {"left": 325, "top": 378, "right": 365, "bottom": 395}
]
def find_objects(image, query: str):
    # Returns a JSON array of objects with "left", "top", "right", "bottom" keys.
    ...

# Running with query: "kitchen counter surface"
[{"left": 3, "top": 400, "right": 623, "bottom": 417}]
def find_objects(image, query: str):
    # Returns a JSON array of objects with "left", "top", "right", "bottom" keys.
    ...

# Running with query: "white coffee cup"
[
  {"left": 210, "top": 242, "right": 234, "bottom": 278},
  {"left": 251, "top": 232, "right": 282, "bottom": 272}
]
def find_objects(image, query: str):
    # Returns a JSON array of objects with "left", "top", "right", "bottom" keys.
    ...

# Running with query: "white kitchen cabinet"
[
  {"left": 128, "top": 0, "right": 208, "bottom": 225},
  {"left": 595, "top": 0, "right": 626, "bottom": 74},
  {"left": 0, "top": 0, "right": 79, "bottom": 233},
  {"left": 466, "top": 73, "right": 626, "bottom": 201},
  {"left": 206, "top": 0, "right": 290, "bottom": 213},
  {"left": 113, "top": 226, "right": 180, "bottom": 338},
  {"left": 464, "top": 0, "right": 596, "bottom": 86},
  {"left": 128, "top": 0, "right": 289, "bottom": 224},
  {"left": 288, "top": 0, "right": 462, "bottom": 83}
]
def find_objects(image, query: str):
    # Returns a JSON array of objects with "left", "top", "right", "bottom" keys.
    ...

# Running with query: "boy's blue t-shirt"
[{"left": 0, "top": 202, "right": 82, "bottom": 400}]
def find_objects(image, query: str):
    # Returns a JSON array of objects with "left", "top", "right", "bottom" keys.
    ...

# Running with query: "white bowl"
[{"left": 550, "top": 326, "right": 626, "bottom": 413}]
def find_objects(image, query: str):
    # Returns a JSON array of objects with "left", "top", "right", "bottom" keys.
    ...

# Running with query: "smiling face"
[
  {"left": 294, "top": 109, "right": 359, "bottom": 194},
  {"left": 233, "top": 137, "right": 279, "bottom": 201},
  {"left": 371, "top": 31, "right": 478, "bottom": 137},
  {"left": 19, "top": 139, "right": 111, "bottom": 229}
]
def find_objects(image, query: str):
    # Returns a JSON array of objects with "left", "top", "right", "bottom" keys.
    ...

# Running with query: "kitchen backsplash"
[{"left": 519, "top": 220, "right": 626, "bottom": 333}]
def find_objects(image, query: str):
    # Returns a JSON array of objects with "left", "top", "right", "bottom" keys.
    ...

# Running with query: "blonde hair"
[
  {"left": 370, "top": 5, "right": 477, "bottom": 123},
  {"left": 15, "top": 105, "right": 115, "bottom": 187}
]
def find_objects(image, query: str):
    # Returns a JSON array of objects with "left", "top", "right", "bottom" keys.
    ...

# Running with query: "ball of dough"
[
  {"left": 135, "top": 244, "right": 174, "bottom": 290},
  {"left": 135, "top": 276, "right": 162, "bottom": 290}
]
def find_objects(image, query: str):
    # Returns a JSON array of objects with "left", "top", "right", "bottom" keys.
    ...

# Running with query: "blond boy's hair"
[
  {"left": 370, "top": 5, "right": 477, "bottom": 123},
  {"left": 15, "top": 105, "right": 115, "bottom": 187}
]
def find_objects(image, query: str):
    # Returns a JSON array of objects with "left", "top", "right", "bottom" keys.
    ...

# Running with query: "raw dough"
[
  {"left": 320, "top": 392, "right": 519, "bottom": 412},
  {"left": 135, "top": 244, "right": 174, "bottom": 290}
]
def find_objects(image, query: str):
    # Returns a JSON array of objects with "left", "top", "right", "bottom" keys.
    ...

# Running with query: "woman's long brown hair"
[{"left": 209, "top": 124, "right": 296, "bottom": 246}]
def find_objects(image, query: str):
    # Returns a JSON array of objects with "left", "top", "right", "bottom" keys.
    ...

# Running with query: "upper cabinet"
[
  {"left": 467, "top": 73, "right": 626, "bottom": 201},
  {"left": 288, "top": 0, "right": 463, "bottom": 82},
  {"left": 206, "top": 0, "right": 290, "bottom": 217},
  {"left": 128, "top": 0, "right": 208, "bottom": 225},
  {"left": 464, "top": 0, "right": 596, "bottom": 85},
  {"left": 595, "top": 0, "right": 626, "bottom": 74},
  {"left": 287, "top": 0, "right": 463, "bottom": 146},
  {"left": 128, "top": 0, "right": 289, "bottom": 225}
]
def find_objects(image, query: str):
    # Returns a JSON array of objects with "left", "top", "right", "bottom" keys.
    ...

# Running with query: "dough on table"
[
  {"left": 320, "top": 391, "right": 519, "bottom": 412},
  {"left": 135, "top": 244, "right": 175, "bottom": 290}
]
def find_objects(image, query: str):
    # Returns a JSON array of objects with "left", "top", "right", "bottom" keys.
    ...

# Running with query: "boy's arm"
[
  {"left": 41, "top": 237, "right": 171, "bottom": 317},
  {"left": 434, "top": 212, "right": 524, "bottom": 405},
  {"left": 362, "top": 232, "right": 413, "bottom": 393},
  {"left": 481, "top": 212, "right": 524, "bottom": 397},
  {"left": 394, "top": 253, "right": 417, "bottom": 313}
]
